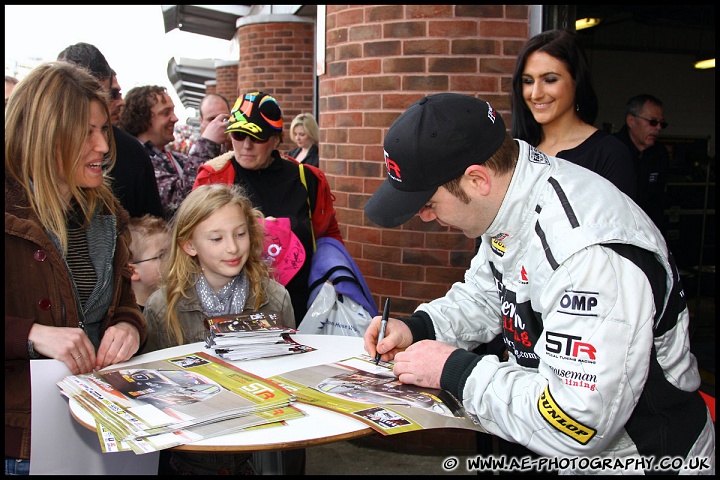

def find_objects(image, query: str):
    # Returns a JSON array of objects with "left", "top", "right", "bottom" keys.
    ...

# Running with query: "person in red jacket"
[{"left": 193, "top": 91, "right": 342, "bottom": 328}]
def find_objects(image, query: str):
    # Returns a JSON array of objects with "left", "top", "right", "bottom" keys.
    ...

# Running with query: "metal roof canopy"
[
  {"left": 167, "top": 57, "right": 218, "bottom": 109},
  {"left": 162, "top": 5, "right": 252, "bottom": 41},
  {"left": 161, "top": 5, "right": 318, "bottom": 109},
  {"left": 161, "top": 5, "right": 316, "bottom": 40}
]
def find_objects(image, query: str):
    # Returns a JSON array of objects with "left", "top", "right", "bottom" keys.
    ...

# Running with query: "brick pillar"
[
  {"left": 215, "top": 60, "right": 239, "bottom": 105},
  {"left": 235, "top": 16, "right": 315, "bottom": 153},
  {"left": 320, "top": 5, "right": 530, "bottom": 315}
]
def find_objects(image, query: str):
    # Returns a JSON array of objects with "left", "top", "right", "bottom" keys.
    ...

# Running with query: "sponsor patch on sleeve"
[
  {"left": 491, "top": 238, "right": 506, "bottom": 257},
  {"left": 537, "top": 386, "right": 596, "bottom": 445}
]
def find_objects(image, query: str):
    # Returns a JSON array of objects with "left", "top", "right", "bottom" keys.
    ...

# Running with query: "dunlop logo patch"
[
  {"left": 537, "top": 386, "right": 596, "bottom": 444},
  {"left": 491, "top": 238, "right": 506, "bottom": 257}
]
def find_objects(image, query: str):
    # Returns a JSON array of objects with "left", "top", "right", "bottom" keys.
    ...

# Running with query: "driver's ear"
[{"left": 465, "top": 164, "right": 491, "bottom": 197}]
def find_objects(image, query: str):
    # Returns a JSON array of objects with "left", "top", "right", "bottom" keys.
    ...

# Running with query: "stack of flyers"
[
  {"left": 204, "top": 312, "right": 315, "bottom": 360},
  {"left": 58, "top": 351, "right": 302, "bottom": 454}
]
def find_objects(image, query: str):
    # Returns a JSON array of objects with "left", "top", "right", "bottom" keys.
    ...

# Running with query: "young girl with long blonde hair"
[
  {"left": 143, "top": 182, "right": 294, "bottom": 352},
  {"left": 142, "top": 183, "right": 293, "bottom": 475}
]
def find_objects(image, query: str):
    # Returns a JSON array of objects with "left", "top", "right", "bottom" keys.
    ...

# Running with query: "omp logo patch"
[
  {"left": 558, "top": 290, "right": 599, "bottom": 316},
  {"left": 537, "top": 387, "right": 596, "bottom": 444},
  {"left": 491, "top": 238, "right": 506, "bottom": 257}
]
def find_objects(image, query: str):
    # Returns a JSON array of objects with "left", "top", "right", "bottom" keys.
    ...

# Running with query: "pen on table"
[{"left": 375, "top": 297, "right": 391, "bottom": 365}]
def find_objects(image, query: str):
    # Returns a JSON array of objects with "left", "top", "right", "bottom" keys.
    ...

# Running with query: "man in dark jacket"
[
  {"left": 613, "top": 94, "right": 670, "bottom": 236},
  {"left": 58, "top": 42, "right": 164, "bottom": 219}
]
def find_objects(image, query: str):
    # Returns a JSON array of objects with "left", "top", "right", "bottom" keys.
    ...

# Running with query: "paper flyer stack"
[
  {"left": 57, "top": 351, "right": 304, "bottom": 454},
  {"left": 204, "top": 312, "right": 316, "bottom": 361}
]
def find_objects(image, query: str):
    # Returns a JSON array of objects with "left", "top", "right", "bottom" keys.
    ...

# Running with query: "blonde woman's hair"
[
  {"left": 290, "top": 113, "right": 319, "bottom": 145},
  {"left": 5, "top": 61, "right": 116, "bottom": 253},
  {"left": 162, "top": 183, "right": 269, "bottom": 345}
]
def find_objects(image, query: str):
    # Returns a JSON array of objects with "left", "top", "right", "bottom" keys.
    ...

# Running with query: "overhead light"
[
  {"left": 575, "top": 18, "right": 601, "bottom": 31},
  {"left": 694, "top": 58, "right": 715, "bottom": 70}
]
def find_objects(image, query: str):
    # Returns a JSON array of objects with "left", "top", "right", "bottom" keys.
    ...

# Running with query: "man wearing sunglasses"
[
  {"left": 57, "top": 43, "right": 164, "bottom": 220},
  {"left": 614, "top": 94, "right": 671, "bottom": 235},
  {"left": 193, "top": 91, "right": 343, "bottom": 326}
]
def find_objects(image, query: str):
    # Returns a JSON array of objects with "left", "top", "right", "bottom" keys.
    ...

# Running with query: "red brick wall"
[
  {"left": 320, "top": 5, "right": 530, "bottom": 315},
  {"left": 223, "top": 7, "right": 531, "bottom": 315},
  {"left": 215, "top": 64, "right": 238, "bottom": 106},
  {"left": 236, "top": 20, "right": 315, "bottom": 152}
]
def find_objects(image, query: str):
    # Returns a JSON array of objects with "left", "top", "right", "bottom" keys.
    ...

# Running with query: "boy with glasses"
[{"left": 128, "top": 215, "right": 170, "bottom": 312}]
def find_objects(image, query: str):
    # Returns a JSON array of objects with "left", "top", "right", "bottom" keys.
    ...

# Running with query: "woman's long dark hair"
[{"left": 510, "top": 29, "right": 598, "bottom": 146}]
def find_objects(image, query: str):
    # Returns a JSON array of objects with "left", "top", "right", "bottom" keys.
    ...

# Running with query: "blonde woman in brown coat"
[{"left": 5, "top": 61, "right": 147, "bottom": 473}]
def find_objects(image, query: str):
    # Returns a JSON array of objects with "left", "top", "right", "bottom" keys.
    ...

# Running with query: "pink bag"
[{"left": 260, "top": 217, "right": 306, "bottom": 286}]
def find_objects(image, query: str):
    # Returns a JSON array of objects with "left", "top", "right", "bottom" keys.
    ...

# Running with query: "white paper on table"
[{"left": 30, "top": 359, "right": 159, "bottom": 475}]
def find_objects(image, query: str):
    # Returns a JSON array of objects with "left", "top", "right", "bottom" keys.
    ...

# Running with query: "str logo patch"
[
  {"left": 545, "top": 331, "right": 597, "bottom": 364},
  {"left": 537, "top": 386, "right": 596, "bottom": 444}
]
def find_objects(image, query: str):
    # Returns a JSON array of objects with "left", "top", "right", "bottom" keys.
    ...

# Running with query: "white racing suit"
[{"left": 405, "top": 140, "right": 714, "bottom": 474}]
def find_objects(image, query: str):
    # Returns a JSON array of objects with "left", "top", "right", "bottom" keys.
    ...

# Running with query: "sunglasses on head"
[
  {"left": 230, "top": 131, "right": 271, "bottom": 144},
  {"left": 632, "top": 114, "right": 668, "bottom": 129}
]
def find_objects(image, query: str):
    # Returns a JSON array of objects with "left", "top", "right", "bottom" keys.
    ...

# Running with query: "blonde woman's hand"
[
  {"left": 28, "top": 323, "right": 96, "bottom": 374},
  {"left": 95, "top": 321, "right": 141, "bottom": 370}
]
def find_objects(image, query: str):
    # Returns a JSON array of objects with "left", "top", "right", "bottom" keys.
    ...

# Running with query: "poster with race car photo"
[{"left": 270, "top": 355, "right": 486, "bottom": 435}]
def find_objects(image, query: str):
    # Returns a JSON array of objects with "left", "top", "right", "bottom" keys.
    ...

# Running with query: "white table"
[{"left": 69, "top": 334, "right": 375, "bottom": 474}]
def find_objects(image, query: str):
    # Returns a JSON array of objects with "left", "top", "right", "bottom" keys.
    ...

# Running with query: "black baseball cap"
[{"left": 364, "top": 93, "right": 506, "bottom": 228}]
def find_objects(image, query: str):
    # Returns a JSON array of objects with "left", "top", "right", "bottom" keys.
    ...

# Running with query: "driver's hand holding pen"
[
  {"left": 363, "top": 308, "right": 460, "bottom": 389},
  {"left": 362, "top": 313, "right": 413, "bottom": 365}
]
